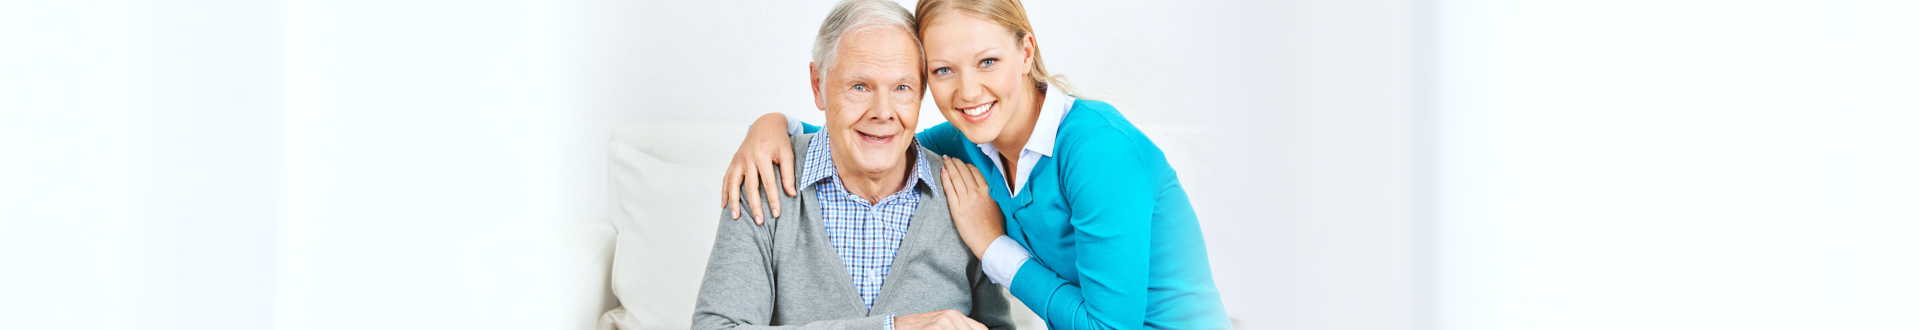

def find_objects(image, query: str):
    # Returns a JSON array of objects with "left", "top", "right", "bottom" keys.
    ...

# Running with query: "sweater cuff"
[{"left": 981, "top": 235, "right": 1032, "bottom": 288}]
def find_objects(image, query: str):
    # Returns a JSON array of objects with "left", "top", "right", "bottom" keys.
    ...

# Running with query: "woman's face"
[{"left": 921, "top": 12, "right": 1035, "bottom": 145}]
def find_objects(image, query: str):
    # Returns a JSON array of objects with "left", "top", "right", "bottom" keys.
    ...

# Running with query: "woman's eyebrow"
[{"left": 972, "top": 46, "right": 996, "bottom": 58}]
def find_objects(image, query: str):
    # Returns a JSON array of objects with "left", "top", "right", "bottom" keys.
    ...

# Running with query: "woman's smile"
[{"left": 957, "top": 101, "right": 996, "bottom": 123}]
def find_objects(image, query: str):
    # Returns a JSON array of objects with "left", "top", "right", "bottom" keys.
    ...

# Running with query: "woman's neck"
[{"left": 990, "top": 84, "right": 1047, "bottom": 161}]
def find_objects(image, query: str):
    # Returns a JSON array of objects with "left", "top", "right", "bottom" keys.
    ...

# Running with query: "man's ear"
[{"left": 809, "top": 62, "right": 827, "bottom": 111}]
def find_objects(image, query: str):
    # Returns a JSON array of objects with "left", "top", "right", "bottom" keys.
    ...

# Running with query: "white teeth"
[{"left": 961, "top": 102, "right": 992, "bottom": 116}]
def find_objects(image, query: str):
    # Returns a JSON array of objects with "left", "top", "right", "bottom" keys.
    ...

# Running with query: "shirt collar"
[
  {"left": 977, "top": 84, "right": 1074, "bottom": 157},
  {"left": 799, "top": 130, "right": 936, "bottom": 192}
]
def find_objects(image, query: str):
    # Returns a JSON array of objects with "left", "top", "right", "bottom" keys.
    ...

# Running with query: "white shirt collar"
[
  {"left": 975, "top": 86, "right": 1073, "bottom": 197},
  {"left": 1028, "top": 85, "right": 1072, "bottom": 157}
]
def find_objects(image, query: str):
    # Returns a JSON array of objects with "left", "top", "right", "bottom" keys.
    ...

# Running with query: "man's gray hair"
[{"left": 812, "top": 0, "right": 920, "bottom": 75}]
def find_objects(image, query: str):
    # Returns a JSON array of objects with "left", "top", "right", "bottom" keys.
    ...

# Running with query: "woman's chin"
[{"left": 952, "top": 125, "right": 998, "bottom": 145}]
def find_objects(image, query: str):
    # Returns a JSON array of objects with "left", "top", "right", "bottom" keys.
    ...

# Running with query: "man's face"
[{"left": 810, "top": 26, "right": 923, "bottom": 177}]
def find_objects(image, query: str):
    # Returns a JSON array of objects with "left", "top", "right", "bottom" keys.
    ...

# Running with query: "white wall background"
[
  {"left": 1, "top": 1, "right": 281, "bottom": 329},
  {"left": 37, "top": 1, "right": 1919, "bottom": 330},
  {"left": 1433, "top": 1, "right": 1920, "bottom": 329},
  {"left": 3, "top": 0, "right": 1419, "bottom": 329}
]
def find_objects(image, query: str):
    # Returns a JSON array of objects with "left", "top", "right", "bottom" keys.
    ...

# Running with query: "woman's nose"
[{"left": 954, "top": 71, "right": 982, "bottom": 103}]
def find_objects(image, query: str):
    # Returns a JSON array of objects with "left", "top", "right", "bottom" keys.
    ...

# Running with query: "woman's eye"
[
  {"left": 933, "top": 67, "right": 951, "bottom": 75},
  {"left": 853, "top": 84, "right": 867, "bottom": 91},
  {"left": 979, "top": 58, "right": 997, "bottom": 68}
]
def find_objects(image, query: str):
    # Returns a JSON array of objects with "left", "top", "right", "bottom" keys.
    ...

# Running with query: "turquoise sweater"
[{"left": 802, "top": 99, "right": 1230, "bottom": 330}]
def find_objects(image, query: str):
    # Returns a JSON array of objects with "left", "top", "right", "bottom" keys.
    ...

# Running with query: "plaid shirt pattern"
[{"left": 799, "top": 130, "right": 935, "bottom": 316}]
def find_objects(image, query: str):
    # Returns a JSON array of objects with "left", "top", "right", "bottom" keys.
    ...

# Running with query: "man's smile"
[{"left": 856, "top": 129, "right": 897, "bottom": 144}]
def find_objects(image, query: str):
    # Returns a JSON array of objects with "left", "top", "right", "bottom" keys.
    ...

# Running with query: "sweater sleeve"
[
  {"left": 967, "top": 257, "right": 1016, "bottom": 330},
  {"left": 913, "top": 123, "right": 970, "bottom": 158},
  {"left": 781, "top": 113, "right": 822, "bottom": 135},
  {"left": 1005, "top": 127, "right": 1152, "bottom": 330}
]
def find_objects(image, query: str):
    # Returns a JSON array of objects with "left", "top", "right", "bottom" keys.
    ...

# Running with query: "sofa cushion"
[{"left": 604, "top": 121, "right": 747, "bottom": 330}]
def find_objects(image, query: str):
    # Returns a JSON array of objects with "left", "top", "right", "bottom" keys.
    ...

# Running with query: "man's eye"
[
  {"left": 853, "top": 84, "right": 867, "bottom": 91},
  {"left": 979, "top": 58, "right": 996, "bottom": 68},
  {"left": 895, "top": 85, "right": 911, "bottom": 91},
  {"left": 933, "top": 67, "right": 951, "bottom": 75}
]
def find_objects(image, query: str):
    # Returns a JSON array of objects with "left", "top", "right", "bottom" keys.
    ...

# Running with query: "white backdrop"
[
  {"left": 10, "top": 0, "right": 1919, "bottom": 329},
  {"left": 4, "top": 0, "right": 1414, "bottom": 329},
  {"left": 1432, "top": 1, "right": 1920, "bottom": 329},
  {"left": 1, "top": 1, "right": 280, "bottom": 329}
]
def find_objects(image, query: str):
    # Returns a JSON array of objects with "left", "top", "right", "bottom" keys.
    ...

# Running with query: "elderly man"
[{"left": 689, "top": 1, "right": 1012, "bottom": 330}]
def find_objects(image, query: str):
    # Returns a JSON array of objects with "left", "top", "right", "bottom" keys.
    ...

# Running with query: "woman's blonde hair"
[{"left": 914, "top": 0, "right": 1076, "bottom": 97}]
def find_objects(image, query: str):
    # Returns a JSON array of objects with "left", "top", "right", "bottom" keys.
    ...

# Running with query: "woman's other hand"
[
  {"left": 722, "top": 112, "right": 797, "bottom": 225},
  {"left": 941, "top": 155, "right": 1006, "bottom": 259}
]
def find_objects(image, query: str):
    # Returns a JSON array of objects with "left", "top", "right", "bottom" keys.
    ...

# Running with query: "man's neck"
[{"left": 834, "top": 147, "right": 917, "bottom": 204}]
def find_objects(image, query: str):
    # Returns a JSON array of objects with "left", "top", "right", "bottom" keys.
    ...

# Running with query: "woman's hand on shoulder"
[
  {"left": 940, "top": 155, "right": 1006, "bottom": 259},
  {"left": 722, "top": 112, "right": 797, "bottom": 225}
]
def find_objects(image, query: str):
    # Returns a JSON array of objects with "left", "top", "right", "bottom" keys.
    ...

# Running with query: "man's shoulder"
[
  {"left": 792, "top": 132, "right": 815, "bottom": 153},
  {"left": 788, "top": 132, "right": 819, "bottom": 186},
  {"left": 914, "top": 145, "right": 944, "bottom": 193}
]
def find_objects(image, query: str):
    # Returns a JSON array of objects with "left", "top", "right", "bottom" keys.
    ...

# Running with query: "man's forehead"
[{"left": 833, "top": 27, "right": 921, "bottom": 74}]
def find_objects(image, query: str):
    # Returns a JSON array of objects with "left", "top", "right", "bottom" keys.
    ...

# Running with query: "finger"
[
  {"left": 962, "top": 314, "right": 988, "bottom": 330},
  {"left": 935, "top": 311, "right": 964, "bottom": 330},
  {"left": 942, "top": 157, "right": 965, "bottom": 196},
  {"left": 967, "top": 162, "right": 988, "bottom": 190},
  {"left": 744, "top": 164, "right": 766, "bottom": 224},
  {"left": 725, "top": 166, "right": 742, "bottom": 220},
  {"left": 757, "top": 159, "right": 781, "bottom": 219},
  {"left": 958, "top": 159, "right": 979, "bottom": 197},
  {"left": 948, "top": 157, "right": 975, "bottom": 195},
  {"left": 779, "top": 147, "right": 798, "bottom": 197},
  {"left": 956, "top": 162, "right": 978, "bottom": 192},
  {"left": 943, "top": 310, "right": 972, "bottom": 330},
  {"left": 942, "top": 160, "right": 960, "bottom": 199}
]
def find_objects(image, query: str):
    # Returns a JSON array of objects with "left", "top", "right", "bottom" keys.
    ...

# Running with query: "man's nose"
[{"left": 867, "top": 90, "right": 898, "bottom": 122}]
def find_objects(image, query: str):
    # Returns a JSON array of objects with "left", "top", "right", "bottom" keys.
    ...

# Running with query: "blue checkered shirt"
[{"left": 799, "top": 131, "right": 934, "bottom": 328}]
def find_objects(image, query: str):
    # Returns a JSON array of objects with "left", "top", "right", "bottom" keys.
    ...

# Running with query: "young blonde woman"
[{"left": 723, "top": 0, "right": 1230, "bottom": 328}]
